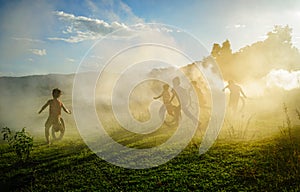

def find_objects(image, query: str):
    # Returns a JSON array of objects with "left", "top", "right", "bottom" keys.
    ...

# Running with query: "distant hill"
[{"left": 0, "top": 73, "right": 74, "bottom": 97}]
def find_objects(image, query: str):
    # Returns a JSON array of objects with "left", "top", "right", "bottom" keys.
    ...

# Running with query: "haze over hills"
[
  {"left": 0, "top": 74, "right": 74, "bottom": 96},
  {"left": 0, "top": 74, "right": 75, "bottom": 134},
  {"left": 1, "top": 25, "right": 300, "bottom": 134}
]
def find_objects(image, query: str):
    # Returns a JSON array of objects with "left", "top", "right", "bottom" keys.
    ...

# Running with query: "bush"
[{"left": 2, "top": 127, "right": 33, "bottom": 162}]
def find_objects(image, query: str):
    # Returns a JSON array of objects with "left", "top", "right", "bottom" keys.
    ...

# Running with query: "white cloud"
[
  {"left": 160, "top": 27, "right": 173, "bottom": 33},
  {"left": 49, "top": 1, "right": 149, "bottom": 43},
  {"left": 28, "top": 58, "right": 34, "bottom": 62},
  {"left": 119, "top": 1, "right": 144, "bottom": 23},
  {"left": 265, "top": 69, "right": 300, "bottom": 90},
  {"left": 234, "top": 24, "right": 246, "bottom": 28},
  {"left": 226, "top": 24, "right": 246, "bottom": 29},
  {"left": 49, "top": 10, "right": 173, "bottom": 44},
  {"left": 48, "top": 33, "right": 99, "bottom": 43},
  {"left": 85, "top": 0, "right": 143, "bottom": 24},
  {"left": 66, "top": 57, "right": 76, "bottom": 62},
  {"left": 49, "top": 11, "right": 131, "bottom": 43},
  {"left": 12, "top": 37, "right": 45, "bottom": 43},
  {"left": 29, "top": 49, "right": 47, "bottom": 56}
]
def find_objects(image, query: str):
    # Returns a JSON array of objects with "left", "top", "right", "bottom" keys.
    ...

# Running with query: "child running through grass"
[
  {"left": 153, "top": 84, "right": 181, "bottom": 125},
  {"left": 153, "top": 84, "right": 175, "bottom": 116},
  {"left": 38, "top": 88, "right": 71, "bottom": 145},
  {"left": 222, "top": 80, "right": 247, "bottom": 113}
]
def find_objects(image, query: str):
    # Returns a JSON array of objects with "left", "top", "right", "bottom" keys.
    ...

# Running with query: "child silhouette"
[
  {"left": 154, "top": 84, "right": 181, "bottom": 125},
  {"left": 222, "top": 80, "right": 247, "bottom": 112},
  {"left": 38, "top": 88, "right": 71, "bottom": 145},
  {"left": 153, "top": 84, "right": 174, "bottom": 116}
]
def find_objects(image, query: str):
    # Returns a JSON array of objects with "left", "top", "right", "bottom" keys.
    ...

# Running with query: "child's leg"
[
  {"left": 165, "top": 104, "right": 174, "bottom": 116},
  {"left": 159, "top": 105, "right": 166, "bottom": 121},
  {"left": 52, "top": 117, "right": 62, "bottom": 132},
  {"left": 45, "top": 118, "right": 52, "bottom": 144},
  {"left": 171, "top": 106, "right": 181, "bottom": 124}
]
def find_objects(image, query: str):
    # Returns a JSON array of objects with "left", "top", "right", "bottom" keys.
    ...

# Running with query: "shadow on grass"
[
  {"left": 1, "top": 125, "right": 300, "bottom": 191},
  {"left": 0, "top": 139, "right": 96, "bottom": 191}
]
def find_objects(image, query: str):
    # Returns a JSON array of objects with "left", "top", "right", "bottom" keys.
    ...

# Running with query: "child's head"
[
  {"left": 52, "top": 88, "right": 62, "bottom": 99},
  {"left": 163, "top": 84, "right": 169, "bottom": 90}
]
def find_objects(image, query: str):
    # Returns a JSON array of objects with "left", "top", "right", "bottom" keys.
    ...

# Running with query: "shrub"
[{"left": 2, "top": 127, "right": 33, "bottom": 162}]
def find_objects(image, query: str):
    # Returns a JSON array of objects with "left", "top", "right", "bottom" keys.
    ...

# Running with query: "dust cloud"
[
  {"left": 1, "top": 25, "right": 300, "bottom": 142},
  {"left": 0, "top": 74, "right": 74, "bottom": 136}
]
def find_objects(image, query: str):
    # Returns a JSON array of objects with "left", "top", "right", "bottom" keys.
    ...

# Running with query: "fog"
[
  {"left": 0, "top": 74, "right": 74, "bottom": 136},
  {"left": 1, "top": 25, "right": 300, "bottom": 147},
  {"left": 0, "top": 64, "right": 299, "bottom": 143},
  {"left": 265, "top": 69, "right": 300, "bottom": 91}
]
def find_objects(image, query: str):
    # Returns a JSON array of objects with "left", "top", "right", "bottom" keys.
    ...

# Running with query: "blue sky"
[{"left": 0, "top": 0, "right": 299, "bottom": 76}]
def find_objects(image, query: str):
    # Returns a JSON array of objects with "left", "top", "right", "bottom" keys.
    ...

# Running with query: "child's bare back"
[{"left": 38, "top": 88, "right": 71, "bottom": 144}]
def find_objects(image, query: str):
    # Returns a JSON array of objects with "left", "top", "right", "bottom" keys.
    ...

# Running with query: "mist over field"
[
  {"left": 1, "top": 25, "right": 300, "bottom": 141},
  {"left": 1, "top": 0, "right": 300, "bottom": 190},
  {"left": 0, "top": 74, "right": 74, "bottom": 135},
  {"left": 0, "top": 7, "right": 300, "bottom": 190}
]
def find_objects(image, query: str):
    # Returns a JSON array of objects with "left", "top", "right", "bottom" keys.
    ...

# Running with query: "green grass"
[
  {"left": 1, "top": 104, "right": 300, "bottom": 191},
  {"left": 1, "top": 127, "right": 299, "bottom": 191}
]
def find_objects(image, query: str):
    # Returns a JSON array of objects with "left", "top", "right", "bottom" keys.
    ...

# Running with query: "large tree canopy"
[{"left": 210, "top": 25, "right": 300, "bottom": 83}]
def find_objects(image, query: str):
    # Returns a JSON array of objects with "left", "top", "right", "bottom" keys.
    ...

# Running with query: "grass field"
[{"left": 1, "top": 109, "right": 300, "bottom": 191}]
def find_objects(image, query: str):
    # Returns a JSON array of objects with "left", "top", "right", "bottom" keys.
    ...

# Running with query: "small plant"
[{"left": 2, "top": 127, "right": 33, "bottom": 162}]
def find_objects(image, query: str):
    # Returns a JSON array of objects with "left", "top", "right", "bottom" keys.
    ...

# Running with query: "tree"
[
  {"left": 267, "top": 25, "right": 292, "bottom": 46},
  {"left": 211, "top": 43, "right": 221, "bottom": 58},
  {"left": 221, "top": 39, "right": 232, "bottom": 55}
]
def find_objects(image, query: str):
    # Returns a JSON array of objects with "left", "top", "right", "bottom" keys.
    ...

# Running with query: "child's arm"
[
  {"left": 170, "top": 89, "right": 176, "bottom": 102},
  {"left": 222, "top": 85, "right": 229, "bottom": 92},
  {"left": 240, "top": 88, "right": 247, "bottom": 98},
  {"left": 62, "top": 103, "right": 71, "bottom": 114},
  {"left": 38, "top": 100, "right": 50, "bottom": 114},
  {"left": 153, "top": 92, "right": 163, "bottom": 100}
]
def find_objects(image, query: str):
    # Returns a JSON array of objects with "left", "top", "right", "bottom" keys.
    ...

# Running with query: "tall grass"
[
  {"left": 273, "top": 104, "right": 300, "bottom": 176},
  {"left": 296, "top": 108, "right": 300, "bottom": 120},
  {"left": 281, "top": 104, "right": 293, "bottom": 142},
  {"left": 222, "top": 113, "right": 255, "bottom": 140}
]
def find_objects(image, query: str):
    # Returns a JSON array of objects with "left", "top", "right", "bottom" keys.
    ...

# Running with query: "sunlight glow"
[{"left": 265, "top": 69, "right": 300, "bottom": 90}]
